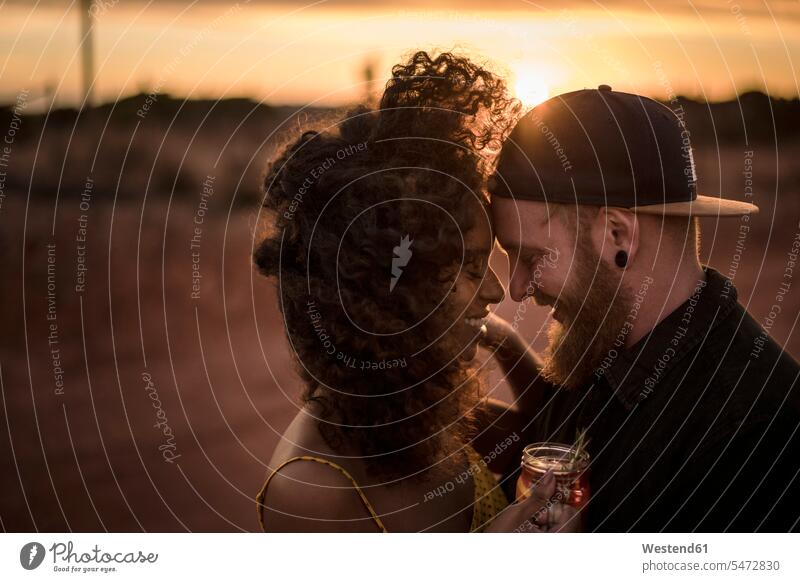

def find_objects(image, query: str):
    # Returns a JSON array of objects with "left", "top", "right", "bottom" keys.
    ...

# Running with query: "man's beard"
[{"left": 540, "top": 239, "right": 633, "bottom": 390}]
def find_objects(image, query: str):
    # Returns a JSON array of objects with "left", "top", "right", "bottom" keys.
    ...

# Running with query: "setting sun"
[{"left": 512, "top": 69, "right": 550, "bottom": 108}]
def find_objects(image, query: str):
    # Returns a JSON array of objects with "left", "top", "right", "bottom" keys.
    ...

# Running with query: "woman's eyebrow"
[
  {"left": 463, "top": 249, "right": 481, "bottom": 261},
  {"left": 463, "top": 249, "right": 489, "bottom": 264}
]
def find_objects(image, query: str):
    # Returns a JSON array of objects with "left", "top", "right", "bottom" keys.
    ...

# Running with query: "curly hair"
[{"left": 253, "top": 51, "right": 519, "bottom": 480}]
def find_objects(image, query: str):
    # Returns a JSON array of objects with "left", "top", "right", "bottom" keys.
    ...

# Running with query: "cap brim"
[{"left": 632, "top": 195, "right": 759, "bottom": 217}]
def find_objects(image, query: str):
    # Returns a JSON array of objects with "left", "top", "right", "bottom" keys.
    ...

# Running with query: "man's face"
[
  {"left": 490, "top": 198, "right": 577, "bottom": 321},
  {"left": 492, "top": 197, "right": 632, "bottom": 389}
]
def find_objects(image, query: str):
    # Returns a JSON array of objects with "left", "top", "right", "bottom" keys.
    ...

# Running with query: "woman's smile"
[{"left": 464, "top": 314, "right": 489, "bottom": 333}]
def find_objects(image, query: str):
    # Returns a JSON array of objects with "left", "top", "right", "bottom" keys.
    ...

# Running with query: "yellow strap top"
[
  {"left": 256, "top": 446, "right": 508, "bottom": 532},
  {"left": 465, "top": 446, "right": 511, "bottom": 532}
]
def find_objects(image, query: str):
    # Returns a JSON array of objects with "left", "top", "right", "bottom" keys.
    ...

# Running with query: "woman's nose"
[{"left": 481, "top": 267, "right": 506, "bottom": 304}]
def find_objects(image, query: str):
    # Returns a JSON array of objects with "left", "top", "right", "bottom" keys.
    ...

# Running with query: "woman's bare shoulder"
[
  {"left": 261, "top": 458, "right": 381, "bottom": 532},
  {"left": 270, "top": 401, "right": 337, "bottom": 456},
  {"left": 260, "top": 408, "right": 381, "bottom": 532}
]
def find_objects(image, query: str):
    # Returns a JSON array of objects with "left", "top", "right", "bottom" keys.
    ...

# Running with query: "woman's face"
[{"left": 446, "top": 214, "right": 505, "bottom": 361}]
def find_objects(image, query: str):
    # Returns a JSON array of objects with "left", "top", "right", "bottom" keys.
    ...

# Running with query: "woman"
[{"left": 253, "top": 51, "right": 574, "bottom": 532}]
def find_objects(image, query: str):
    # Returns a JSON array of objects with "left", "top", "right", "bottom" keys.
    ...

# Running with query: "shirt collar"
[{"left": 601, "top": 267, "right": 738, "bottom": 410}]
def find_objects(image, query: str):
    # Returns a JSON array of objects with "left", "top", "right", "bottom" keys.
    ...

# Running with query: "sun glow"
[{"left": 512, "top": 67, "right": 550, "bottom": 108}]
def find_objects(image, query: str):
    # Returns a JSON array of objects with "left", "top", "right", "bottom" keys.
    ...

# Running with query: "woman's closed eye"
[
  {"left": 463, "top": 250, "right": 490, "bottom": 277},
  {"left": 466, "top": 260, "right": 482, "bottom": 275},
  {"left": 465, "top": 258, "right": 489, "bottom": 280}
]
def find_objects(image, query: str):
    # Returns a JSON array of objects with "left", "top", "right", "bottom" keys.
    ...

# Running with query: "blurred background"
[{"left": 1, "top": 0, "right": 799, "bottom": 532}]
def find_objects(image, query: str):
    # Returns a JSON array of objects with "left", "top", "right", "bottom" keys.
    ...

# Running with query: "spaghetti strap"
[{"left": 256, "top": 456, "right": 388, "bottom": 533}]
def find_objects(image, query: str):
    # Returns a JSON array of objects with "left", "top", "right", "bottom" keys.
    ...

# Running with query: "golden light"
[{"left": 513, "top": 72, "right": 550, "bottom": 108}]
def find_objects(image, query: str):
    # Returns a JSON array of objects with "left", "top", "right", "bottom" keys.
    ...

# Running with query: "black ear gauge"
[{"left": 615, "top": 250, "right": 628, "bottom": 268}]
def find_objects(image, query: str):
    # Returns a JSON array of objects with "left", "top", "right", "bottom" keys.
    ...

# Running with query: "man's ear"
[{"left": 592, "top": 207, "right": 639, "bottom": 268}]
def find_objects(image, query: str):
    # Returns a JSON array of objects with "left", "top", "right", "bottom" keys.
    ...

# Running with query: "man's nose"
[{"left": 508, "top": 264, "right": 532, "bottom": 302}]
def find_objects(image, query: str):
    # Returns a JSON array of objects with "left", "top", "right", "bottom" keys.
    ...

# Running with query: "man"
[{"left": 485, "top": 85, "right": 800, "bottom": 531}]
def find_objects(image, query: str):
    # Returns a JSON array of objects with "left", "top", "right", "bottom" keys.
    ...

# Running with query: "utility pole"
[
  {"left": 80, "top": 0, "right": 94, "bottom": 106},
  {"left": 362, "top": 57, "right": 376, "bottom": 105}
]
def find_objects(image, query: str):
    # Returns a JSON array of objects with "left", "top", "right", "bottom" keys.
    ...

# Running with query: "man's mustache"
[{"left": 531, "top": 288, "right": 558, "bottom": 309}]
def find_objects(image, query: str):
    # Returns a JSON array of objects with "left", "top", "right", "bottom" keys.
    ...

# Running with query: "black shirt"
[{"left": 525, "top": 267, "right": 800, "bottom": 532}]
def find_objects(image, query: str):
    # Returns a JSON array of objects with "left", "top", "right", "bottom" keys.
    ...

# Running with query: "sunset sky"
[{"left": 3, "top": 0, "right": 799, "bottom": 110}]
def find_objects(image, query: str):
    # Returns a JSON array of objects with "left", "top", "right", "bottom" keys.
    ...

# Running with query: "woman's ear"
[{"left": 594, "top": 207, "right": 639, "bottom": 269}]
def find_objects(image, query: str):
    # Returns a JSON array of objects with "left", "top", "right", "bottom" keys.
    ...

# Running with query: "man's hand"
[{"left": 484, "top": 470, "right": 581, "bottom": 533}]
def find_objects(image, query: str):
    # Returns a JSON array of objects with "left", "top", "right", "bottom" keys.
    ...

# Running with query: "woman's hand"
[
  {"left": 479, "top": 312, "right": 521, "bottom": 354},
  {"left": 479, "top": 313, "right": 552, "bottom": 413},
  {"left": 484, "top": 470, "right": 581, "bottom": 533}
]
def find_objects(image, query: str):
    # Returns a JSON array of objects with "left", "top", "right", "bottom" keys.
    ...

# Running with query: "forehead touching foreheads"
[{"left": 490, "top": 197, "right": 568, "bottom": 250}]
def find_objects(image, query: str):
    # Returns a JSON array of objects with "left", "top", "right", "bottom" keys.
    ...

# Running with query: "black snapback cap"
[{"left": 492, "top": 85, "right": 758, "bottom": 217}]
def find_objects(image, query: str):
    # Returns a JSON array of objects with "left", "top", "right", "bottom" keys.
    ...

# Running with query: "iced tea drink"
[{"left": 515, "top": 442, "right": 590, "bottom": 510}]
